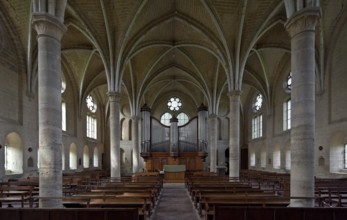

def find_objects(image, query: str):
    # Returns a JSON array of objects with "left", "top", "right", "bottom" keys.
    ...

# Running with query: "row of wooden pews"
[
  {"left": 0, "top": 170, "right": 108, "bottom": 208},
  {"left": 186, "top": 171, "right": 290, "bottom": 220},
  {"left": 187, "top": 170, "right": 347, "bottom": 219},
  {"left": 214, "top": 207, "right": 346, "bottom": 220},
  {"left": 315, "top": 177, "right": 347, "bottom": 207},
  {"left": 240, "top": 170, "right": 290, "bottom": 196},
  {"left": 0, "top": 170, "right": 162, "bottom": 220},
  {"left": 0, "top": 184, "right": 34, "bottom": 208},
  {"left": 62, "top": 171, "right": 163, "bottom": 220},
  {"left": 0, "top": 208, "right": 139, "bottom": 220}
]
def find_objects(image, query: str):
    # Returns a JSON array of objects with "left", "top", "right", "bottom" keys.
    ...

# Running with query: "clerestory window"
[
  {"left": 251, "top": 93, "right": 263, "bottom": 139},
  {"left": 86, "top": 95, "right": 97, "bottom": 139}
]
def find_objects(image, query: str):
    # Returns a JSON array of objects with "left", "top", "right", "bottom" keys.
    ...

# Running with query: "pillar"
[
  {"left": 140, "top": 104, "right": 151, "bottom": 168},
  {"left": 285, "top": 8, "right": 320, "bottom": 207},
  {"left": 108, "top": 91, "right": 121, "bottom": 179},
  {"left": 228, "top": 91, "right": 241, "bottom": 179},
  {"left": 198, "top": 104, "right": 208, "bottom": 150},
  {"left": 132, "top": 116, "right": 140, "bottom": 173},
  {"left": 32, "top": 9, "right": 67, "bottom": 207},
  {"left": 170, "top": 115, "right": 179, "bottom": 156},
  {"left": 209, "top": 114, "right": 217, "bottom": 173},
  {"left": 141, "top": 104, "right": 151, "bottom": 149}
]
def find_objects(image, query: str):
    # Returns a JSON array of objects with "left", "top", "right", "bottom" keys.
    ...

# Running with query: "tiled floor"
[{"left": 150, "top": 183, "right": 201, "bottom": 220}]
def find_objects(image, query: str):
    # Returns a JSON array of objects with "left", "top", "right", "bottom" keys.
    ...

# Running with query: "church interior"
[{"left": 1, "top": 0, "right": 347, "bottom": 219}]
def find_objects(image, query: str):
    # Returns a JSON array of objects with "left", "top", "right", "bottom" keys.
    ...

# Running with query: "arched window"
[
  {"left": 273, "top": 149, "right": 281, "bottom": 169},
  {"left": 251, "top": 93, "right": 263, "bottom": 139},
  {"left": 61, "top": 75, "right": 66, "bottom": 94},
  {"left": 86, "top": 95, "right": 97, "bottom": 139},
  {"left": 86, "top": 95, "right": 97, "bottom": 113},
  {"left": 62, "top": 145, "right": 65, "bottom": 170},
  {"left": 252, "top": 93, "right": 263, "bottom": 112},
  {"left": 160, "top": 112, "right": 172, "bottom": 126},
  {"left": 62, "top": 101, "right": 66, "bottom": 131},
  {"left": 177, "top": 112, "right": 189, "bottom": 126},
  {"left": 250, "top": 152, "right": 256, "bottom": 167},
  {"left": 283, "top": 99, "right": 291, "bottom": 131},
  {"left": 284, "top": 72, "right": 292, "bottom": 92},
  {"left": 285, "top": 150, "right": 291, "bottom": 170},
  {"left": 4, "top": 132, "right": 24, "bottom": 174},
  {"left": 83, "top": 145, "right": 89, "bottom": 168},
  {"left": 93, "top": 147, "right": 99, "bottom": 168},
  {"left": 69, "top": 143, "right": 77, "bottom": 170},
  {"left": 260, "top": 151, "right": 266, "bottom": 168},
  {"left": 283, "top": 72, "right": 292, "bottom": 131},
  {"left": 252, "top": 115, "right": 263, "bottom": 139}
]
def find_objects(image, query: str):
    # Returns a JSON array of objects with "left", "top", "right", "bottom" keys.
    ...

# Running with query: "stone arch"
[
  {"left": 5, "top": 132, "right": 23, "bottom": 174},
  {"left": 120, "top": 118, "right": 125, "bottom": 140},
  {"left": 83, "top": 145, "right": 89, "bottom": 168},
  {"left": 69, "top": 143, "right": 77, "bottom": 170},
  {"left": 27, "top": 156, "right": 34, "bottom": 168},
  {"left": 93, "top": 146, "right": 99, "bottom": 168},
  {"left": 329, "top": 132, "right": 345, "bottom": 173},
  {"left": 273, "top": 144, "right": 281, "bottom": 169},
  {"left": 62, "top": 144, "right": 65, "bottom": 170}
]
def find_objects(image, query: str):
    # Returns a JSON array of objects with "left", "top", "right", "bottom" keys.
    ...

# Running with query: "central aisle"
[{"left": 150, "top": 183, "right": 201, "bottom": 220}]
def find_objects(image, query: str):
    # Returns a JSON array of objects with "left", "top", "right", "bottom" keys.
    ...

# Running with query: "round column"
[
  {"left": 141, "top": 104, "right": 151, "bottom": 148},
  {"left": 198, "top": 104, "right": 208, "bottom": 148},
  {"left": 170, "top": 115, "right": 179, "bottom": 157},
  {"left": 108, "top": 91, "right": 121, "bottom": 179},
  {"left": 285, "top": 8, "right": 320, "bottom": 207},
  {"left": 209, "top": 114, "right": 217, "bottom": 173},
  {"left": 132, "top": 116, "right": 140, "bottom": 173},
  {"left": 228, "top": 91, "right": 241, "bottom": 179},
  {"left": 32, "top": 14, "right": 66, "bottom": 207}
]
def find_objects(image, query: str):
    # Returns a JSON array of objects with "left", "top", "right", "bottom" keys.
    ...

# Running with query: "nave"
[
  {"left": 150, "top": 183, "right": 200, "bottom": 220},
  {"left": 1, "top": 170, "right": 347, "bottom": 220}
]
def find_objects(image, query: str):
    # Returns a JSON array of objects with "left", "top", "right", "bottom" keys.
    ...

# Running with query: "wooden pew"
[
  {"left": 0, "top": 208, "right": 139, "bottom": 220},
  {"left": 195, "top": 191, "right": 276, "bottom": 209},
  {"left": 62, "top": 196, "right": 149, "bottom": 220},
  {"left": 0, "top": 185, "right": 34, "bottom": 208},
  {"left": 213, "top": 207, "right": 347, "bottom": 220},
  {"left": 74, "top": 190, "right": 156, "bottom": 208},
  {"left": 315, "top": 177, "right": 347, "bottom": 207},
  {"left": 62, "top": 195, "right": 151, "bottom": 219},
  {"left": 203, "top": 196, "right": 290, "bottom": 219}
]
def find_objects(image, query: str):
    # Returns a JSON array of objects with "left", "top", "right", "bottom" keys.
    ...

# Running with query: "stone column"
[
  {"left": 285, "top": 8, "right": 320, "bottom": 207},
  {"left": 140, "top": 104, "right": 151, "bottom": 168},
  {"left": 32, "top": 13, "right": 66, "bottom": 207},
  {"left": 141, "top": 104, "right": 151, "bottom": 148},
  {"left": 208, "top": 114, "right": 217, "bottom": 173},
  {"left": 132, "top": 116, "right": 140, "bottom": 173},
  {"left": 108, "top": 91, "right": 121, "bottom": 179},
  {"left": 228, "top": 91, "right": 241, "bottom": 179},
  {"left": 169, "top": 115, "right": 179, "bottom": 157},
  {"left": 198, "top": 104, "right": 208, "bottom": 148},
  {"left": 0, "top": 143, "right": 4, "bottom": 179}
]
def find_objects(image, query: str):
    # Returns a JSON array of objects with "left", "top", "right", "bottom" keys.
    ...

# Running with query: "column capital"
[
  {"left": 208, "top": 113, "right": 218, "bottom": 119},
  {"left": 131, "top": 115, "right": 141, "bottom": 121},
  {"left": 227, "top": 90, "right": 242, "bottom": 97},
  {"left": 32, "top": 13, "right": 67, "bottom": 41},
  {"left": 197, "top": 103, "right": 208, "bottom": 112},
  {"left": 140, "top": 103, "right": 151, "bottom": 112},
  {"left": 170, "top": 115, "right": 178, "bottom": 123},
  {"left": 285, "top": 7, "right": 321, "bottom": 38},
  {"left": 107, "top": 91, "right": 121, "bottom": 102}
]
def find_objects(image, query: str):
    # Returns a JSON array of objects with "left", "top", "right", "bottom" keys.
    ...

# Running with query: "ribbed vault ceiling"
[{"left": 3, "top": 0, "right": 326, "bottom": 119}]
